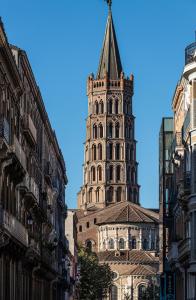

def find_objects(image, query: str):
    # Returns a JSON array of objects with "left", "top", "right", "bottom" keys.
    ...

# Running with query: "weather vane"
[{"left": 105, "top": 0, "right": 112, "bottom": 11}]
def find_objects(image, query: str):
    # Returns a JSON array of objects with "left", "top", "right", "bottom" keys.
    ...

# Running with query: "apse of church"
[{"left": 77, "top": 9, "right": 140, "bottom": 210}]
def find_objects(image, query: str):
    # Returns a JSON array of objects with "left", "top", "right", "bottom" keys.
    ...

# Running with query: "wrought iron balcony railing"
[
  {"left": 178, "top": 237, "right": 191, "bottom": 260},
  {"left": 11, "top": 135, "right": 27, "bottom": 171},
  {"left": 0, "top": 208, "right": 28, "bottom": 247},
  {"left": 0, "top": 116, "right": 10, "bottom": 145},
  {"left": 185, "top": 42, "right": 196, "bottom": 65},
  {"left": 23, "top": 114, "right": 37, "bottom": 146}
]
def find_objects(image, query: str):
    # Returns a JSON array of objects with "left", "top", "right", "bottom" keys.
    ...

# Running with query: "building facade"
[
  {"left": 65, "top": 209, "right": 78, "bottom": 300},
  {"left": 0, "top": 19, "right": 69, "bottom": 300},
  {"left": 160, "top": 41, "right": 196, "bottom": 300},
  {"left": 76, "top": 4, "right": 160, "bottom": 300}
]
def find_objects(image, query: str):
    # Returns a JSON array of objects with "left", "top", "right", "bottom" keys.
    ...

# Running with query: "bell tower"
[{"left": 77, "top": 4, "right": 140, "bottom": 209}]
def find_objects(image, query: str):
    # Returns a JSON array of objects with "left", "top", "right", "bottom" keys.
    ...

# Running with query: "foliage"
[
  {"left": 140, "top": 280, "right": 160, "bottom": 300},
  {"left": 78, "top": 246, "right": 113, "bottom": 300}
]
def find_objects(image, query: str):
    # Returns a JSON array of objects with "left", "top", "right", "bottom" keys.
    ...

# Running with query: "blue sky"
[{"left": 1, "top": 0, "right": 196, "bottom": 209}]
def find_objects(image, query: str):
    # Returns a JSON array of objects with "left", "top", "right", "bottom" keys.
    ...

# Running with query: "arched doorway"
[{"left": 138, "top": 284, "right": 147, "bottom": 300}]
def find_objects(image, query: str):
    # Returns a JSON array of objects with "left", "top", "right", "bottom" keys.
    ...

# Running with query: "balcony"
[
  {"left": 11, "top": 135, "right": 27, "bottom": 171},
  {"left": 0, "top": 208, "right": 28, "bottom": 247},
  {"left": 0, "top": 116, "right": 10, "bottom": 146},
  {"left": 24, "top": 176, "right": 39, "bottom": 205},
  {"left": 168, "top": 242, "right": 178, "bottom": 264},
  {"left": 178, "top": 237, "right": 191, "bottom": 261},
  {"left": 44, "top": 160, "right": 53, "bottom": 185},
  {"left": 185, "top": 42, "right": 196, "bottom": 65},
  {"left": 23, "top": 114, "right": 37, "bottom": 146}
]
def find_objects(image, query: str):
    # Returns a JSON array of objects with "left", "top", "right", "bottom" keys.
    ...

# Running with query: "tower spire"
[{"left": 97, "top": 1, "right": 122, "bottom": 79}]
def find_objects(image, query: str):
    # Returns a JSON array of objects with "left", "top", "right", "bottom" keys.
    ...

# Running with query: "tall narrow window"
[
  {"left": 109, "top": 238, "right": 115, "bottom": 250},
  {"left": 132, "top": 238, "right": 136, "bottom": 249},
  {"left": 93, "top": 124, "right": 97, "bottom": 139},
  {"left": 108, "top": 99, "right": 113, "bottom": 114},
  {"left": 116, "top": 143, "right": 120, "bottom": 160},
  {"left": 95, "top": 101, "right": 99, "bottom": 114},
  {"left": 129, "top": 187, "right": 132, "bottom": 201},
  {"left": 108, "top": 122, "right": 113, "bottom": 138},
  {"left": 92, "top": 144, "right": 96, "bottom": 161},
  {"left": 116, "top": 165, "right": 121, "bottom": 181},
  {"left": 115, "top": 123, "right": 120, "bottom": 138},
  {"left": 116, "top": 187, "right": 122, "bottom": 202},
  {"left": 109, "top": 143, "right": 113, "bottom": 160},
  {"left": 96, "top": 188, "right": 100, "bottom": 203},
  {"left": 98, "top": 143, "right": 102, "bottom": 160},
  {"left": 127, "top": 166, "right": 131, "bottom": 182},
  {"left": 109, "top": 165, "right": 113, "bottom": 181},
  {"left": 134, "top": 189, "right": 137, "bottom": 203},
  {"left": 98, "top": 166, "right": 102, "bottom": 181},
  {"left": 100, "top": 101, "right": 104, "bottom": 114},
  {"left": 99, "top": 123, "right": 103, "bottom": 138},
  {"left": 119, "top": 238, "right": 125, "bottom": 250},
  {"left": 131, "top": 168, "right": 135, "bottom": 184},
  {"left": 126, "top": 145, "right": 130, "bottom": 161},
  {"left": 107, "top": 186, "right": 113, "bottom": 202},
  {"left": 89, "top": 188, "right": 93, "bottom": 203},
  {"left": 129, "top": 126, "right": 132, "bottom": 139},
  {"left": 130, "top": 145, "right": 134, "bottom": 161},
  {"left": 115, "top": 99, "right": 119, "bottom": 114},
  {"left": 91, "top": 167, "right": 96, "bottom": 182}
]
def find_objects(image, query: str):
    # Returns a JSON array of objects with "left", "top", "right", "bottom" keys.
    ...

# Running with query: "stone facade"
[
  {"left": 161, "top": 41, "right": 196, "bottom": 300},
  {"left": 0, "top": 19, "right": 69, "bottom": 300}
]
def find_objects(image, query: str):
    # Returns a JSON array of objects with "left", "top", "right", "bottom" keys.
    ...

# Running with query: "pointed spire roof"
[{"left": 97, "top": 10, "right": 123, "bottom": 80}]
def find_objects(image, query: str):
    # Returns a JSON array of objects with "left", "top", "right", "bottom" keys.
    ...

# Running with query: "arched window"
[
  {"left": 143, "top": 239, "right": 148, "bottom": 250},
  {"left": 138, "top": 285, "right": 147, "bottom": 300},
  {"left": 95, "top": 101, "right": 99, "bottom": 114},
  {"left": 132, "top": 238, "right": 136, "bottom": 249},
  {"left": 98, "top": 143, "right": 102, "bottom": 160},
  {"left": 96, "top": 188, "right": 100, "bottom": 203},
  {"left": 93, "top": 124, "right": 97, "bottom": 139},
  {"left": 116, "top": 143, "right": 120, "bottom": 160},
  {"left": 108, "top": 99, "right": 113, "bottom": 114},
  {"left": 119, "top": 238, "right": 125, "bottom": 250},
  {"left": 111, "top": 285, "right": 118, "bottom": 300},
  {"left": 89, "top": 188, "right": 93, "bottom": 203},
  {"left": 134, "top": 189, "right": 138, "bottom": 203},
  {"left": 98, "top": 166, "right": 102, "bottom": 181},
  {"left": 127, "top": 166, "right": 130, "bottom": 182},
  {"left": 108, "top": 122, "right": 113, "bottom": 138},
  {"left": 116, "top": 187, "right": 122, "bottom": 202},
  {"left": 131, "top": 168, "right": 135, "bottom": 184},
  {"left": 109, "top": 165, "right": 113, "bottom": 181},
  {"left": 109, "top": 143, "right": 113, "bottom": 160},
  {"left": 109, "top": 238, "right": 115, "bottom": 250},
  {"left": 99, "top": 123, "right": 103, "bottom": 138},
  {"left": 107, "top": 187, "right": 113, "bottom": 202},
  {"left": 129, "top": 126, "right": 132, "bottom": 139},
  {"left": 115, "top": 123, "right": 120, "bottom": 138},
  {"left": 99, "top": 101, "right": 104, "bottom": 114},
  {"left": 128, "top": 187, "right": 132, "bottom": 202},
  {"left": 130, "top": 145, "right": 134, "bottom": 161},
  {"left": 91, "top": 167, "right": 96, "bottom": 182},
  {"left": 116, "top": 165, "right": 121, "bottom": 181},
  {"left": 86, "top": 240, "right": 92, "bottom": 252},
  {"left": 126, "top": 144, "right": 130, "bottom": 161},
  {"left": 115, "top": 99, "right": 119, "bottom": 114},
  {"left": 92, "top": 144, "right": 96, "bottom": 161}
]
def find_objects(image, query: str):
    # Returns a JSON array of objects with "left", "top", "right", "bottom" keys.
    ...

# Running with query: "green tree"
[
  {"left": 78, "top": 246, "right": 113, "bottom": 300},
  {"left": 140, "top": 279, "right": 160, "bottom": 300}
]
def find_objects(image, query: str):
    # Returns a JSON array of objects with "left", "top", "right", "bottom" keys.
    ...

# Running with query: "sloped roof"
[
  {"left": 122, "top": 265, "right": 157, "bottom": 276},
  {"left": 97, "top": 11, "right": 122, "bottom": 80},
  {"left": 98, "top": 250, "right": 158, "bottom": 264},
  {"left": 96, "top": 202, "right": 159, "bottom": 225}
]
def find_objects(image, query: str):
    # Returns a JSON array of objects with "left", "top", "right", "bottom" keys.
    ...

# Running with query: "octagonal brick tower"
[{"left": 77, "top": 8, "right": 140, "bottom": 209}]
